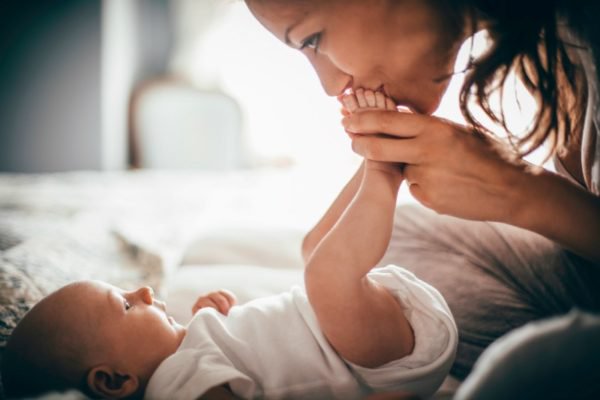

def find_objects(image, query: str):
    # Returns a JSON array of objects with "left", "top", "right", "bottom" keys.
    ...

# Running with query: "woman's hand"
[
  {"left": 342, "top": 109, "right": 530, "bottom": 223},
  {"left": 192, "top": 290, "right": 237, "bottom": 316}
]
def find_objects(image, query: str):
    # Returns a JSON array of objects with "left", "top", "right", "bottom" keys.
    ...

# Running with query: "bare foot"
[
  {"left": 340, "top": 88, "right": 403, "bottom": 177},
  {"left": 340, "top": 88, "right": 396, "bottom": 115}
]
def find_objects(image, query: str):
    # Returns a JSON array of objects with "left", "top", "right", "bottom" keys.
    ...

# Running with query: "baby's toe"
[
  {"left": 364, "top": 90, "right": 377, "bottom": 108},
  {"left": 385, "top": 96, "right": 397, "bottom": 110},
  {"left": 355, "top": 88, "right": 368, "bottom": 108},
  {"left": 341, "top": 93, "right": 359, "bottom": 114},
  {"left": 375, "top": 91, "right": 388, "bottom": 109}
]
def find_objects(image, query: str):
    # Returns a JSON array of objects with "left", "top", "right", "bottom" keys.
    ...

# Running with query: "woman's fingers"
[
  {"left": 402, "top": 165, "right": 432, "bottom": 207},
  {"left": 351, "top": 135, "right": 422, "bottom": 164},
  {"left": 343, "top": 109, "right": 431, "bottom": 138}
]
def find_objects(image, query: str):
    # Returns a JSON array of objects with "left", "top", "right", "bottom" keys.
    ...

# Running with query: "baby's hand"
[{"left": 192, "top": 289, "right": 237, "bottom": 316}]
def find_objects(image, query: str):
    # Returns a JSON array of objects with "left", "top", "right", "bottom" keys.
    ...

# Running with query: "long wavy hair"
[{"left": 450, "top": 0, "right": 595, "bottom": 158}]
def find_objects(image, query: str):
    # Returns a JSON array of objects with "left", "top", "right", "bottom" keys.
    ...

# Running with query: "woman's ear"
[{"left": 86, "top": 365, "right": 139, "bottom": 399}]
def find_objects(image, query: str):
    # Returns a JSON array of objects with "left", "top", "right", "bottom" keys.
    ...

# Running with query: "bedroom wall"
[
  {"left": 0, "top": 0, "right": 102, "bottom": 172},
  {"left": 0, "top": 0, "right": 173, "bottom": 173}
]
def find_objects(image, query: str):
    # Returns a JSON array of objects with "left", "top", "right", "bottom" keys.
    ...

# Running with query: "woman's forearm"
[
  {"left": 302, "top": 161, "right": 365, "bottom": 262},
  {"left": 511, "top": 168, "right": 600, "bottom": 263}
]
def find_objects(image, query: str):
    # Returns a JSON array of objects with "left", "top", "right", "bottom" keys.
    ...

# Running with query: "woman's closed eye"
[{"left": 300, "top": 32, "right": 322, "bottom": 53}]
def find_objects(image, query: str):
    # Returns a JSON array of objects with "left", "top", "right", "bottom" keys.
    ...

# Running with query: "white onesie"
[{"left": 145, "top": 265, "right": 458, "bottom": 400}]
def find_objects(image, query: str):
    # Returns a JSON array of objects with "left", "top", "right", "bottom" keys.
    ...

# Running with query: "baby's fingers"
[
  {"left": 191, "top": 290, "right": 236, "bottom": 315},
  {"left": 218, "top": 289, "right": 237, "bottom": 307},
  {"left": 192, "top": 297, "right": 218, "bottom": 315},
  {"left": 209, "top": 293, "right": 232, "bottom": 315}
]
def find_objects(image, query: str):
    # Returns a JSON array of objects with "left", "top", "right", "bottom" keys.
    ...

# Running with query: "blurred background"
[{"left": 0, "top": 0, "right": 541, "bottom": 175}]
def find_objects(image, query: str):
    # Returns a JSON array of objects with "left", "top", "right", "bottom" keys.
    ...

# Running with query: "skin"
[
  {"left": 202, "top": 90, "right": 415, "bottom": 399},
  {"left": 82, "top": 283, "right": 238, "bottom": 398},
  {"left": 71, "top": 281, "right": 187, "bottom": 398},
  {"left": 11, "top": 89, "right": 413, "bottom": 400},
  {"left": 247, "top": 0, "right": 464, "bottom": 114},
  {"left": 7, "top": 281, "right": 240, "bottom": 399},
  {"left": 247, "top": 0, "right": 600, "bottom": 263}
]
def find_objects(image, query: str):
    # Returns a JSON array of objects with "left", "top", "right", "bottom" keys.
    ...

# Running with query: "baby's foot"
[
  {"left": 340, "top": 88, "right": 396, "bottom": 115},
  {"left": 341, "top": 89, "right": 404, "bottom": 177}
]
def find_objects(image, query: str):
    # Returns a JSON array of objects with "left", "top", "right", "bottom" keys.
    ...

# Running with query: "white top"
[{"left": 145, "top": 265, "right": 458, "bottom": 400}]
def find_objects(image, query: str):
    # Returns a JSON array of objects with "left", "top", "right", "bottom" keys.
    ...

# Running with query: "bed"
[{"left": 0, "top": 167, "right": 460, "bottom": 399}]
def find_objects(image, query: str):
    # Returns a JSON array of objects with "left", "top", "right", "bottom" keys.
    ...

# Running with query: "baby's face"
[{"left": 74, "top": 281, "right": 187, "bottom": 379}]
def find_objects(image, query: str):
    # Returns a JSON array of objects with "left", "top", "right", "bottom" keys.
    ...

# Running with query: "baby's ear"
[{"left": 87, "top": 365, "right": 139, "bottom": 399}]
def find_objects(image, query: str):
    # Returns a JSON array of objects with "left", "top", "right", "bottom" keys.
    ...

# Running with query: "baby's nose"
[{"left": 138, "top": 286, "right": 154, "bottom": 305}]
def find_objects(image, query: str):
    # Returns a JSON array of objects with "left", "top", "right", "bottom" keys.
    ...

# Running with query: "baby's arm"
[{"left": 305, "top": 91, "right": 413, "bottom": 368}]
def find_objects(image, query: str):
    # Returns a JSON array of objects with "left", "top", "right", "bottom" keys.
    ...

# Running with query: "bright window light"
[
  {"left": 174, "top": 2, "right": 549, "bottom": 170},
  {"left": 174, "top": 2, "right": 355, "bottom": 170}
]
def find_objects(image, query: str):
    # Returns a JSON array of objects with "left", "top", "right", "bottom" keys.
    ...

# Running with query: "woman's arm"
[
  {"left": 512, "top": 167, "right": 600, "bottom": 262},
  {"left": 343, "top": 110, "right": 600, "bottom": 263}
]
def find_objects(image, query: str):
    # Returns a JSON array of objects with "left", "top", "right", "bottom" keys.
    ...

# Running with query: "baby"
[{"left": 1, "top": 90, "right": 457, "bottom": 400}]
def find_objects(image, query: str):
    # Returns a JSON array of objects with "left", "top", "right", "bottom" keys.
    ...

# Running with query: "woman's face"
[{"left": 247, "top": 0, "right": 466, "bottom": 115}]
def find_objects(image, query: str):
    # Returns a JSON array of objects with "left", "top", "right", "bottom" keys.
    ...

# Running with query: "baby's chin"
[{"left": 173, "top": 320, "right": 188, "bottom": 343}]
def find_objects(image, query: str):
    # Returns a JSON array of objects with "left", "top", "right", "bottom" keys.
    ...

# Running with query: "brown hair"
[{"left": 453, "top": 0, "right": 590, "bottom": 159}]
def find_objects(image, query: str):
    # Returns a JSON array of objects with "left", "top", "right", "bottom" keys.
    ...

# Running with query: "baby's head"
[{"left": 1, "top": 280, "right": 186, "bottom": 399}]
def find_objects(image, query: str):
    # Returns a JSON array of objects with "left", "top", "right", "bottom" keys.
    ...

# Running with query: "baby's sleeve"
[
  {"left": 346, "top": 265, "right": 458, "bottom": 399},
  {"left": 144, "top": 348, "right": 255, "bottom": 400}
]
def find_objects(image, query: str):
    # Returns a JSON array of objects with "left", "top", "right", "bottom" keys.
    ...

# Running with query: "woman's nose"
[
  {"left": 137, "top": 286, "right": 154, "bottom": 305},
  {"left": 311, "top": 56, "right": 352, "bottom": 97}
]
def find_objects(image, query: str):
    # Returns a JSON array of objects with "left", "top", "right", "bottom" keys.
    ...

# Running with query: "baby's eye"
[
  {"left": 124, "top": 300, "right": 132, "bottom": 311},
  {"left": 300, "top": 32, "right": 322, "bottom": 52}
]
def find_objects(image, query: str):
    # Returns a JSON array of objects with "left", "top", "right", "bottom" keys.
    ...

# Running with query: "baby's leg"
[{"left": 306, "top": 90, "right": 413, "bottom": 368}]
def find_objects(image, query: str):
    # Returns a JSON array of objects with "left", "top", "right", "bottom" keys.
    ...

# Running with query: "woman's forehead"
[
  {"left": 246, "top": 0, "right": 337, "bottom": 45},
  {"left": 246, "top": 0, "right": 310, "bottom": 40}
]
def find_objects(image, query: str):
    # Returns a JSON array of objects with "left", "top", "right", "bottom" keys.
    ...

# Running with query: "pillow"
[
  {"left": 165, "top": 264, "right": 304, "bottom": 325},
  {"left": 181, "top": 227, "right": 304, "bottom": 269}
]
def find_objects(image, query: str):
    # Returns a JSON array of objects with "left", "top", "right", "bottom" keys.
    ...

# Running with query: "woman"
[{"left": 245, "top": 0, "right": 600, "bottom": 395}]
